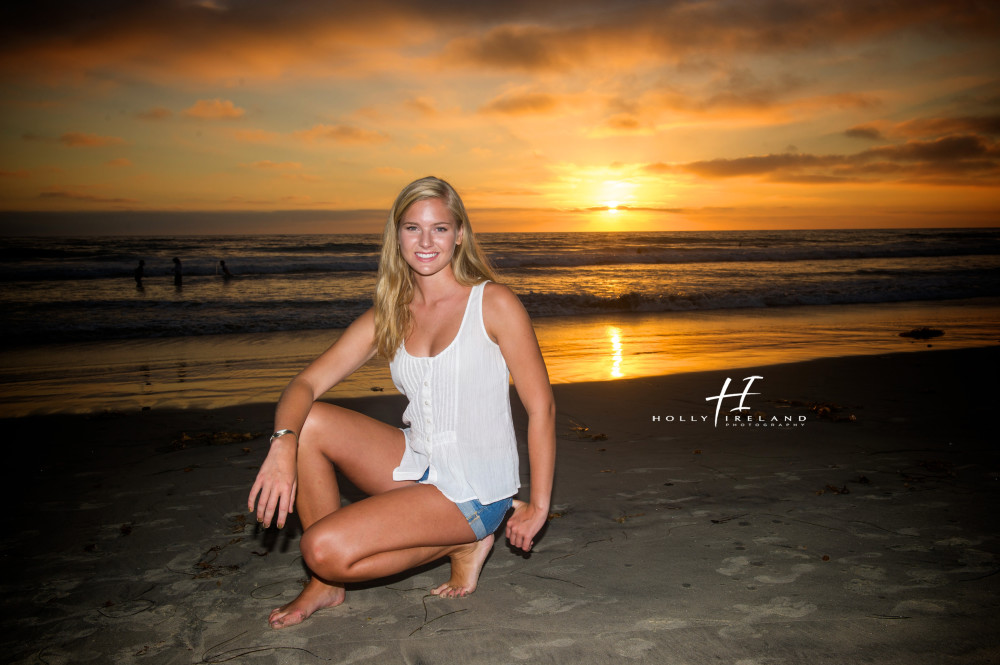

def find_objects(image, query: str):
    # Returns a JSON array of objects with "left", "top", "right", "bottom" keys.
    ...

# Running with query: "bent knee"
[{"left": 301, "top": 527, "right": 355, "bottom": 580}]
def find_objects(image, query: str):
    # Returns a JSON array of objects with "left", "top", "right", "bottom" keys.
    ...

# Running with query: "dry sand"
[{"left": 3, "top": 346, "right": 999, "bottom": 664}]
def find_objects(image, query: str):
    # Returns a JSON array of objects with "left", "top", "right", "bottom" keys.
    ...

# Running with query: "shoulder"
[
  {"left": 344, "top": 307, "right": 376, "bottom": 339},
  {"left": 482, "top": 281, "right": 530, "bottom": 342},
  {"left": 482, "top": 281, "right": 526, "bottom": 318}
]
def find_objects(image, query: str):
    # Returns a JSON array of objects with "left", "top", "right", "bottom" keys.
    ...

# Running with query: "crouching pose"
[{"left": 248, "top": 176, "right": 555, "bottom": 628}]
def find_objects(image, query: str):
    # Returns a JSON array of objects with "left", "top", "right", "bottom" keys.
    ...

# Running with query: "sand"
[{"left": 3, "top": 346, "right": 999, "bottom": 664}]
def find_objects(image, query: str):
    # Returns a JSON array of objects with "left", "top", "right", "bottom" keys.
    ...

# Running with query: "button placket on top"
[{"left": 420, "top": 359, "right": 434, "bottom": 429}]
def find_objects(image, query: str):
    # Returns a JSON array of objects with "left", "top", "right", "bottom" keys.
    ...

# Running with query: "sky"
[{"left": 1, "top": 0, "right": 999, "bottom": 233}]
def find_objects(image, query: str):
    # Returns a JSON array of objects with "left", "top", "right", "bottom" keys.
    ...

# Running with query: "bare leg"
[
  {"left": 268, "top": 403, "right": 409, "bottom": 629},
  {"left": 299, "top": 482, "right": 478, "bottom": 585}
]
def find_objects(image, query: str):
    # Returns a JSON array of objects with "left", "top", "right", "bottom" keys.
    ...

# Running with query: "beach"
[
  {"left": 3, "top": 228, "right": 999, "bottom": 663},
  {"left": 4, "top": 346, "right": 998, "bottom": 664}
]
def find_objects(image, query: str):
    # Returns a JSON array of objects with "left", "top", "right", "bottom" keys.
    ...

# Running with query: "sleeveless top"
[{"left": 389, "top": 281, "right": 520, "bottom": 504}]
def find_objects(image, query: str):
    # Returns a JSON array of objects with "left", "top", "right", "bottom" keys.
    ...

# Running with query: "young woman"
[{"left": 248, "top": 176, "right": 555, "bottom": 629}]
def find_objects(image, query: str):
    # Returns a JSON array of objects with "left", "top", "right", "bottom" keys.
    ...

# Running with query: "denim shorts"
[{"left": 418, "top": 468, "right": 513, "bottom": 540}]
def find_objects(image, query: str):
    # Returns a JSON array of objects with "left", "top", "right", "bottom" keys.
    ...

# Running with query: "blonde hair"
[{"left": 374, "top": 176, "right": 498, "bottom": 359}]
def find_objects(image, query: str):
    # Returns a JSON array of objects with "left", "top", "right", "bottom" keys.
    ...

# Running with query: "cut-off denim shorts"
[{"left": 418, "top": 468, "right": 513, "bottom": 541}]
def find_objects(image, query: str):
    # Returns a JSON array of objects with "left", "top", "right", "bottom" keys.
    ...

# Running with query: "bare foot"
[
  {"left": 269, "top": 577, "right": 345, "bottom": 629},
  {"left": 430, "top": 534, "right": 494, "bottom": 598}
]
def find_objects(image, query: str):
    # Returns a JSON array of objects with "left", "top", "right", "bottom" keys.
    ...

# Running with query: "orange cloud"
[
  {"left": 894, "top": 115, "right": 1000, "bottom": 139},
  {"left": 0, "top": 169, "right": 31, "bottom": 178},
  {"left": 59, "top": 132, "right": 126, "bottom": 147},
  {"left": 294, "top": 123, "right": 389, "bottom": 144},
  {"left": 404, "top": 96, "right": 438, "bottom": 116},
  {"left": 183, "top": 99, "right": 245, "bottom": 119},
  {"left": 480, "top": 90, "right": 561, "bottom": 115},
  {"left": 106, "top": 158, "right": 133, "bottom": 167},
  {"left": 679, "top": 134, "right": 1000, "bottom": 185}
]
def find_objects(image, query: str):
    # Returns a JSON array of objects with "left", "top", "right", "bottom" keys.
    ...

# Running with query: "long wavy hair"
[{"left": 374, "top": 176, "right": 498, "bottom": 359}]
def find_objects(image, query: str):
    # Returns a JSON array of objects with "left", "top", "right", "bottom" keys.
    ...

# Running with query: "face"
[{"left": 398, "top": 197, "right": 464, "bottom": 277}]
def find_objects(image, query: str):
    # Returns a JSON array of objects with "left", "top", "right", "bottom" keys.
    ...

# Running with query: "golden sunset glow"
[
  {"left": 1, "top": 2, "right": 998, "bottom": 233},
  {"left": 608, "top": 326, "right": 624, "bottom": 379}
]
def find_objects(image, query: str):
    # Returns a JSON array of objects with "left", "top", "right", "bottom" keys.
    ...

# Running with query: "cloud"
[
  {"left": 136, "top": 106, "right": 173, "bottom": 120},
  {"left": 39, "top": 189, "right": 139, "bottom": 203},
  {"left": 242, "top": 160, "right": 302, "bottom": 170},
  {"left": 0, "top": 169, "right": 31, "bottom": 178},
  {"left": 565, "top": 204, "right": 688, "bottom": 213},
  {"left": 443, "top": 2, "right": 1000, "bottom": 75},
  {"left": 59, "top": 132, "right": 126, "bottom": 147},
  {"left": 845, "top": 125, "right": 884, "bottom": 141},
  {"left": 641, "top": 162, "right": 677, "bottom": 174},
  {"left": 1, "top": 1, "right": 997, "bottom": 87},
  {"left": 855, "top": 134, "right": 998, "bottom": 164},
  {"left": 678, "top": 133, "right": 1000, "bottom": 184},
  {"left": 106, "top": 158, "right": 133, "bottom": 167},
  {"left": 895, "top": 115, "right": 1000, "bottom": 138},
  {"left": 685, "top": 153, "right": 837, "bottom": 178},
  {"left": 404, "top": 96, "right": 438, "bottom": 116},
  {"left": 183, "top": 98, "right": 245, "bottom": 119},
  {"left": 294, "top": 123, "right": 389, "bottom": 144},
  {"left": 447, "top": 24, "right": 572, "bottom": 72},
  {"left": 479, "top": 90, "right": 561, "bottom": 115}
]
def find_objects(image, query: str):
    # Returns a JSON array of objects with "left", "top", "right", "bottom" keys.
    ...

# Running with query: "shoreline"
[
  {"left": 5, "top": 346, "right": 998, "bottom": 664},
  {"left": 1, "top": 297, "right": 998, "bottom": 418}
]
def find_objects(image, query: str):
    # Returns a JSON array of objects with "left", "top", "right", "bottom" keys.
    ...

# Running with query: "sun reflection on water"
[{"left": 607, "top": 325, "right": 624, "bottom": 378}]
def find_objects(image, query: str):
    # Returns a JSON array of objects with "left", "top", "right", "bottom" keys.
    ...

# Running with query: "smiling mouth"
[{"left": 415, "top": 252, "right": 438, "bottom": 260}]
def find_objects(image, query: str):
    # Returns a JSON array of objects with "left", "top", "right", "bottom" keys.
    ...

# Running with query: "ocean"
[
  {"left": 2, "top": 229, "right": 999, "bottom": 345},
  {"left": 2, "top": 228, "right": 999, "bottom": 416}
]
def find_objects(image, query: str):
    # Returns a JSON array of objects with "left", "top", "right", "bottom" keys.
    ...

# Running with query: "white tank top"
[{"left": 389, "top": 281, "right": 520, "bottom": 503}]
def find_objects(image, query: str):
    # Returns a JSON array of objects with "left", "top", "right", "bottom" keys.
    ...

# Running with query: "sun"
[{"left": 605, "top": 200, "right": 620, "bottom": 214}]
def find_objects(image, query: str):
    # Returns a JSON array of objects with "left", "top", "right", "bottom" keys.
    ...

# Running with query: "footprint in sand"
[
  {"left": 516, "top": 594, "right": 588, "bottom": 615},
  {"left": 719, "top": 596, "right": 817, "bottom": 639},
  {"left": 717, "top": 554, "right": 814, "bottom": 584}
]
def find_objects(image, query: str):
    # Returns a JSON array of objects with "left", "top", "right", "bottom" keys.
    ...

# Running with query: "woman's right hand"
[{"left": 247, "top": 438, "right": 297, "bottom": 528}]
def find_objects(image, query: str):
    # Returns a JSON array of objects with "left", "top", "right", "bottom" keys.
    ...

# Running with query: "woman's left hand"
[{"left": 505, "top": 499, "right": 548, "bottom": 552}]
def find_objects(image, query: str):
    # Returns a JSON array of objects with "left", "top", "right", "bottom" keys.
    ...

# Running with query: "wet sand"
[
  {"left": 3, "top": 346, "right": 999, "bottom": 664},
  {"left": 2, "top": 297, "right": 998, "bottom": 418}
]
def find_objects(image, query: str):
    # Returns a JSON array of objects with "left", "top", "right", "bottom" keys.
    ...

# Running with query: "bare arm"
[
  {"left": 248, "top": 308, "right": 378, "bottom": 528},
  {"left": 483, "top": 282, "right": 556, "bottom": 552}
]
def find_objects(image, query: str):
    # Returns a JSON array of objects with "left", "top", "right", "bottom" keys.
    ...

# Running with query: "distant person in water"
[
  {"left": 219, "top": 260, "right": 232, "bottom": 279},
  {"left": 134, "top": 260, "right": 145, "bottom": 289},
  {"left": 248, "top": 176, "right": 555, "bottom": 629},
  {"left": 172, "top": 257, "right": 182, "bottom": 287}
]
